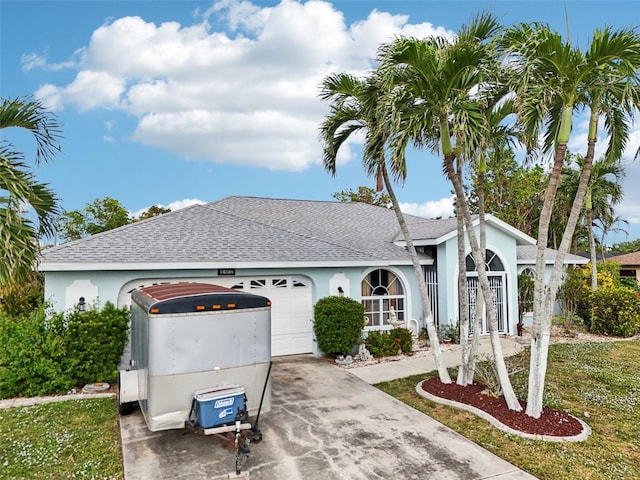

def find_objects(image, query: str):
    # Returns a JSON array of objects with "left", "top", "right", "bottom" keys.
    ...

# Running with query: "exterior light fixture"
[
  {"left": 78, "top": 296, "right": 86, "bottom": 312},
  {"left": 337, "top": 286, "right": 344, "bottom": 297}
]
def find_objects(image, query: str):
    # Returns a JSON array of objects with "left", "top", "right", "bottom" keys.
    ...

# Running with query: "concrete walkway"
[{"left": 348, "top": 336, "right": 524, "bottom": 384}]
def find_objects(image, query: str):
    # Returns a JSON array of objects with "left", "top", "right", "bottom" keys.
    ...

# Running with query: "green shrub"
[
  {"left": 62, "top": 302, "right": 130, "bottom": 385},
  {"left": 0, "top": 302, "right": 130, "bottom": 399},
  {"left": 364, "top": 328, "right": 413, "bottom": 357},
  {"left": 313, "top": 296, "right": 364, "bottom": 355},
  {"left": 364, "top": 330, "right": 398, "bottom": 357},
  {"left": 438, "top": 322, "right": 460, "bottom": 344},
  {"left": 0, "top": 272, "right": 45, "bottom": 318},
  {"left": 392, "top": 327, "right": 413, "bottom": 353},
  {"left": 0, "top": 309, "right": 72, "bottom": 398},
  {"left": 589, "top": 287, "right": 640, "bottom": 337}
]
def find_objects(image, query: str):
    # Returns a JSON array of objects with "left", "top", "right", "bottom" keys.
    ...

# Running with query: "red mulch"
[{"left": 419, "top": 377, "right": 583, "bottom": 437}]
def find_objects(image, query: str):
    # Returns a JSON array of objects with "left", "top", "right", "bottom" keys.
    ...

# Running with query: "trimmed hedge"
[
  {"left": 0, "top": 302, "right": 129, "bottom": 399},
  {"left": 313, "top": 296, "right": 364, "bottom": 355}
]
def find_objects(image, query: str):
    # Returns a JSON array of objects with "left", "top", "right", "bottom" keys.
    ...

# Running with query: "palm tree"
[
  {"left": 596, "top": 214, "right": 628, "bottom": 261},
  {"left": 319, "top": 72, "right": 452, "bottom": 383},
  {"left": 561, "top": 154, "right": 626, "bottom": 289},
  {"left": 378, "top": 13, "right": 523, "bottom": 410},
  {"left": 0, "top": 96, "right": 61, "bottom": 285},
  {"left": 501, "top": 23, "right": 640, "bottom": 418}
]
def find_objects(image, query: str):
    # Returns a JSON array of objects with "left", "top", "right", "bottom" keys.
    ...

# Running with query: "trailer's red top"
[{"left": 131, "top": 282, "right": 271, "bottom": 314}]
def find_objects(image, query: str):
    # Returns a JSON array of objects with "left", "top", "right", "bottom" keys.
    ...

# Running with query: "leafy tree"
[
  {"left": 0, "top": 96, "right": 61, "bottom": 285},
  {"left": 60, "top": 197, "right": 131, "bottom": 241},
  {"left": 610, "top": 238, "right": 640, "bottom": 254},
  {"left": 467, "top": 148, "right": 547, "bottom": 238},
  {"left": 517, "top": 272, "right": 534, "bottom": 335},
  {"left": 332, "top": 186, "right": 390, "bottom": 207},
  {"left": 0, "top": 271, "right": 44, "bottom": 318},
  {"left": 556, "top": 268, "right": 587, "bottom": 328},
  {"left": 136, "top": 204, "right": 171, "bottom": 221}
]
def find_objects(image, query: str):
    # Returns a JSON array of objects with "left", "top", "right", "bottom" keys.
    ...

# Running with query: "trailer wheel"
[
  {"left": 118, "top": 400, "right": 134, "bottom": 416},
  {"left": 118, "top": 372, "right": 135, "bottom": 416}
]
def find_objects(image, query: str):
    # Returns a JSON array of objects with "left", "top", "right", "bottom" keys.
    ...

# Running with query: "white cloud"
[
  {"left": 21, "top": 53, "right": 47, "bottom": 72},
  {"left": 103, "top": 120, "right": 116, "bottom": 142},
  {"left": 400, "top": 197, "right": 455, "bottom": 219},
  {"left": 21, "top": 50, "right": 80, "bottom": 73},
  {"left": 37, "top": 70, "right": 126, "bottom": 112},
  {"left": 131, "top": 198, "right": 205, "bottom": 218},
  {"left": 37, "top": 0, "right": 453, "bottom": 171}
]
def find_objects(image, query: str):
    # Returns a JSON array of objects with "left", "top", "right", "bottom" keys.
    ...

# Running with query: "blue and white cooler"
[{"left": 194, "top": 385, "right": 247, "bottom": 429}]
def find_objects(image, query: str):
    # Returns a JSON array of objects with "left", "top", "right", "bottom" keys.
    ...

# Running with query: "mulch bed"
[{"left": 419, "top": 377, "right": 583, "bottom": 437}]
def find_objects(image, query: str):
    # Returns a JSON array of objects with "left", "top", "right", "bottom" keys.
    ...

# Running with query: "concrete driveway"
[{"left": 120, "top": 355, "right": 537, "bottom": 479}]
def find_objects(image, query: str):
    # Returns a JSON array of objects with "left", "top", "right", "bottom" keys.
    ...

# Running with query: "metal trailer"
[{"left": 118, "top": 282, "right": 272, "bottom": 471}]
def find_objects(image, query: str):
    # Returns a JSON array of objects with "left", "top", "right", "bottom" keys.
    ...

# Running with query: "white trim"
[{"left": 39, "top": 258, "right": 434, "bottom": 272}]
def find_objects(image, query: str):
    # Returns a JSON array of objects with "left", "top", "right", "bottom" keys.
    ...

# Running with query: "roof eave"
[{"left": 38, "top": 258, "right": 434, "bottom": 272}]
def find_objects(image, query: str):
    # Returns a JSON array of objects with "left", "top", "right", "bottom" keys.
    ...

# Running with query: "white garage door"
[
  {"left": 215, "top": 275, "right": 314, "bottom": 357},
  {"left": 118, "top": 275, "right": 314, "bottom": 357}
]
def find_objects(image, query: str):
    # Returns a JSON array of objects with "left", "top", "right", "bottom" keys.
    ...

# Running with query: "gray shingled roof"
[
  {"left": 40, "top": 196, "right": 435, "bottom": 269},
  {"left": 517, "top": 245, "right": 589, "bottom": 265},
  {"left": 394, "top": 216, "right": 459, "bottom": 243}
]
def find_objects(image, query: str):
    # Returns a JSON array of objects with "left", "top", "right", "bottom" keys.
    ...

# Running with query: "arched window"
[
  {"left": 361, "top": 269, "right": 405, "bottom": 329},
  {"left": 520, "top": 267, "right": 535, "bottom": 279},
  {"left": 466, "top": 249, "right": 504, "bottom": 272}
]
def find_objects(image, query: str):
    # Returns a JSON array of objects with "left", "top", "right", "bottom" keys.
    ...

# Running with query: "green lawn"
[
  {"left": 0, "top": 397, "right": 123, "bottom": 480},
  {"left": 376, "top": 340, "right": 640, "bottom": 480},
  {"left": 1, "top": 341, "right": 638, "bottom": 480}
]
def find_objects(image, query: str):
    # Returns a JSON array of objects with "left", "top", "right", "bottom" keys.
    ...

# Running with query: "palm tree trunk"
[
  {"left": 587, "top": 208, "right": 597, "bottom": 291},
  {"left": 458, "top": 157, "right": 486, "bottom": 385},
  {"left": 456, "top": 186, "right": 472, "bottom": 385},
  {"left": 526, "top": 141, "right": 594, "bottom": 417},
  {"left": 468, "top": 161, "right": 487, "bottom": 384},
  {"left": 381, "top": 163, "right": 452, "bottom": 383},
  {"left": 444, "top": 154, "right": 521, "bottom": 410},
  {"left": 526, "top": 140, "right": 566, "bottom": 418}
]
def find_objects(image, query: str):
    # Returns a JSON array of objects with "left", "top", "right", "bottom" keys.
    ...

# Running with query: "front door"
[{"left": 466, "top": 273, "right": 507, "bottom": 334}]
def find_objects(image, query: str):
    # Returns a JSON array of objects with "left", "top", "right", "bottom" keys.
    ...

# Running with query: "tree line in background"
[{"left": 57, "top": 198, "right": 171, "bottom": 242}]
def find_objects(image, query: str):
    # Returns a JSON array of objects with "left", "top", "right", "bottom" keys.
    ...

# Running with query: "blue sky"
[{"left": 2, "top": 0, "right": 640, "bottom": 245}]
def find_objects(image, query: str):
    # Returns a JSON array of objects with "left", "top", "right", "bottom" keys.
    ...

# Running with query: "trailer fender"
[{"left": 118, "top": 369, "right": 139, "bottom": 404}]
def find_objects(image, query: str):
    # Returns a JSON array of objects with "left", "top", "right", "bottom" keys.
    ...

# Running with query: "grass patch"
[
  {"left": 376, "top": 340, "right": 640, "bottom": 480},
  {"left": 0, "top": 397, "right": 123, "bottom": 480}
]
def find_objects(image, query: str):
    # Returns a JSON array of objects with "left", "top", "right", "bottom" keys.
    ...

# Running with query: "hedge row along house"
[{"left": 39, "top": 196, "right": 587, "bottom": 358}]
